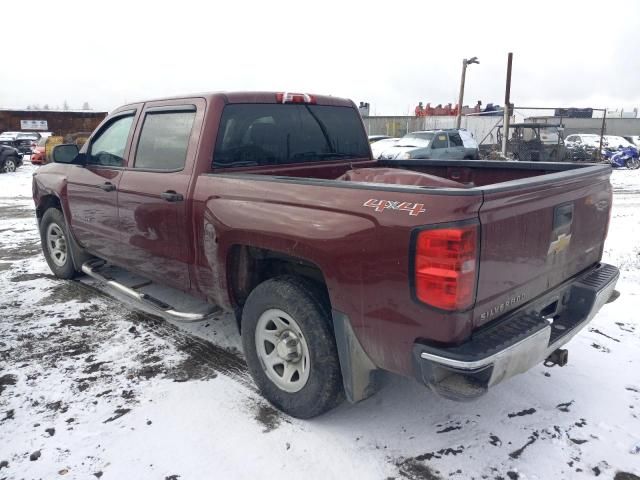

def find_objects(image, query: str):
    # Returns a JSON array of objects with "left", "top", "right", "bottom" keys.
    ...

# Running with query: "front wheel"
[
  {"left": 241, "top": 276, "right": 343, "bottom": 418},
  {"left": 40, "top": 208, "right": 77, "bottom": 279},
  {"left": 2, "top": 157, "right": 17, "bottom": 173}
]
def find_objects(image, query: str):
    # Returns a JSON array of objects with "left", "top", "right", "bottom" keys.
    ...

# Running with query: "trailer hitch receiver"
[{"left": 545, "top": 348, "right": 569, "bottom": 367}]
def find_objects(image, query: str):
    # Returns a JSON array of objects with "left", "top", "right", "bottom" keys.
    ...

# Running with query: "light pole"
[{"left": 455, "top": 56, "right": 479, "bottom": 128}]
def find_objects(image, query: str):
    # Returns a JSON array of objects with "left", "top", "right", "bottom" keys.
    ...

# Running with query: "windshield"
[
  {"left": 399, "top": 132, "right": 433, "bottom": 146},
  {"left": 403, "top": 132, "right": 434, "bottom": 142},
  {"left": 213, "top": 104, "right": 369, "bottom": 168}
]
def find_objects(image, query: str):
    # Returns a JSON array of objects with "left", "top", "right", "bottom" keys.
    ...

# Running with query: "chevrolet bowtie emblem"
[{"left": 548, "top": 233, "right": 572, "bottom": 255}]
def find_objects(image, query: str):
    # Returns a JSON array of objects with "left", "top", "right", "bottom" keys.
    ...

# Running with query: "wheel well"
[
  {"left": 227, "top": 245, "right": 329, "bottom": 318},
  {"left": 36, "top": 195, "right": 62, "bottom": 222}
]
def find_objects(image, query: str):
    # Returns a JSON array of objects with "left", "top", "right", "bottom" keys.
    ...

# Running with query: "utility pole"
[
  {"left": 598, "top": 109, "right": 607, "bottom": 161},
  {"left": 501, "top": 52, "right": 513, "bottom": 157},
  {"left": 456, "top": 56, "right": 479, "bottom": 128}
]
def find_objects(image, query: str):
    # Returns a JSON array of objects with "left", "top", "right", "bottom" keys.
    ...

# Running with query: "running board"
[{"left": 81, "top": 259, "right": 220, "bottom": 322}]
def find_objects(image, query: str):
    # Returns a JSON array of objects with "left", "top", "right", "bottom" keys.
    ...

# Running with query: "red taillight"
[
  {"left": 414, "top": 225, "right": 478, "bottom": 311},
  {"left": 275, "top": 92, "right": 316, "bottom": 104}
]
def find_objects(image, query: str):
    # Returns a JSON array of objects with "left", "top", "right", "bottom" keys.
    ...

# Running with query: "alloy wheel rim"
[
  {"left": 46, "top": 223, "right": 67, "bottom": 266},
  {"left": 4, "top": 160, "right": 16, "bottom": 173},
  {"left": 255, "top": 308, "right": 310, "bottom": 393}
]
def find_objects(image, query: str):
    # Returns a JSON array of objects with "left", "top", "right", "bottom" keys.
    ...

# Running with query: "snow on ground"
[{"left": 0, "top": 161, "right": 639, "bottom": 480}]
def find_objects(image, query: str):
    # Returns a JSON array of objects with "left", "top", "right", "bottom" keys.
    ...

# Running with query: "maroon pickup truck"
[{"left": 33, "top": 91, "right": 619, "bottom": 418}]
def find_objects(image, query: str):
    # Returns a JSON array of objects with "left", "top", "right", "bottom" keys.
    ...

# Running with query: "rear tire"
[
  {"left": 626, "top": 158, "right": 640, "bottom": 169},
  {"left": 40, "top": 208, "right": 77, "bottom": 279},
  {"left": 241, "top": 276, "right": 343, "bottom": 418}
]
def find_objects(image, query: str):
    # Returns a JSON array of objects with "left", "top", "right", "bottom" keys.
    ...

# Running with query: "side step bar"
[{"left": 81, "top": 259, "right": 220, "bottom": 322}]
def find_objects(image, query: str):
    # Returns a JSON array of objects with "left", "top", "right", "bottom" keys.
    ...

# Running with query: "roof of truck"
[{"left": 123, "top": 91, "right": 355, "bottom": 108}]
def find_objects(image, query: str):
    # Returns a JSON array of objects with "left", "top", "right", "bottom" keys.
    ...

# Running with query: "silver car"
[{"left": 375, "top": 129, "right": 479, "bottom": 160}]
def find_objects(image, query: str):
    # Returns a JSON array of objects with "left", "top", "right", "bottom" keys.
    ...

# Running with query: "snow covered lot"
[{"left": 0, "top": 161, "right": 639, "bottom": 480}]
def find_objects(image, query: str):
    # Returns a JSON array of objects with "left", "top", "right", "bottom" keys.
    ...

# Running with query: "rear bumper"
[{"left": 413, "top": 263, "right": 619, "bottom": 401}]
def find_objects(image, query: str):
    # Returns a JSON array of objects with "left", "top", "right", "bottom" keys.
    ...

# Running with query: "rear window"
[
  {"left": 449, "top": 132, "right": 464, "bottom": 147},
  {"left": 135, "top": 110, "right": 195, "bottom": 171},
  {"left": 212, "top": 104, "right": 369, "bottom": 169}
]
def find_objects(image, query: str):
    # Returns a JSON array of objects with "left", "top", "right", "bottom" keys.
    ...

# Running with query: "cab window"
[
  {"left": 88, "top": 114, "right": 135, "bottom": 167},
  {"left": 134, "top": 109, "right": 196, "bottom": 171}
]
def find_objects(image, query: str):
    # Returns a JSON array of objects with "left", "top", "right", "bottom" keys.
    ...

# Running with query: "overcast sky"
[{"left": 3, "top": 0, "right": 639, "bottom": 115}]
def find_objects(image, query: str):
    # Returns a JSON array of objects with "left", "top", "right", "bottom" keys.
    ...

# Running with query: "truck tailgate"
[{"left": 473, "top": 166, "right": 612, "bottom": 328}]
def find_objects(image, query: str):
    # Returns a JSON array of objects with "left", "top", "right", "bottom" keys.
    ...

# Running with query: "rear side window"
[
  {"left": 212, "top": 104, "right": 369, "bottom": 168},
  {"left": 431, "top": 134, "right": 449, "bottom": 149},
  {"left": 135, "top": 110, "right": 195, "bottom": 170},
  {"left": 448, "top": 132, "right": 463, "bottom": 147}
]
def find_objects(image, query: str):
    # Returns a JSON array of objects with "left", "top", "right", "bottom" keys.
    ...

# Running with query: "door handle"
[
  {"left": 98, "top": 182, "right": 116, "bottom": 192},
  {"left": 160, "top": 190, "right": 184, "bottom": 202}
]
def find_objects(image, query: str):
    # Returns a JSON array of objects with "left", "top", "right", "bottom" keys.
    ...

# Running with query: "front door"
[
  {"left": 66, "top": 111, "right": 138, "bottom": 261},
  {"left": 116, "top": 100, "right": 203, "bottom": 291}
]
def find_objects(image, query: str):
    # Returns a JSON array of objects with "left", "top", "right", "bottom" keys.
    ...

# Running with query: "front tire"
[
  {"left": 2, "top": 157, "right": 17, "bottom": 173},
  {"left": 241, "top": 276, "right": 343, "bottom": 418},
  {"left": 40, "top": 209, "right": 77, "bottom": 279}
]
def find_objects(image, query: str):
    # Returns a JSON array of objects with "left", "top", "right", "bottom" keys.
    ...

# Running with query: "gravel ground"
[{"left": 0, "top": 161, "right": 639, "bottom": 480}]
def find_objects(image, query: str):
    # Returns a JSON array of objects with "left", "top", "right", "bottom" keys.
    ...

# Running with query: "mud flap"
[{"left": 332, "top": 310, "right": 378, "bottom": 403}]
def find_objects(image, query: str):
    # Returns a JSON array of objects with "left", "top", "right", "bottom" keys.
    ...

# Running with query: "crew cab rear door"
[
  {"left": 116, "top": 98, "right": 205, "bottom": 290},
  {"left": 66, "top": 107, "right": 140, "bottom": 261}
]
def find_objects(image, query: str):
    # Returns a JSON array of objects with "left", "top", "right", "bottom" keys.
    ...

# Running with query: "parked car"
[
  {"left": 14, "top": 132, "right": 41, "bottom": 154},
  {"left": 0, "top": 131, "right": 43, "bottom": 154},
  {"left": 375, "top": 129, "right": 479, "bottom": 160},
  {"left": 30, "top": 137, "right": 48, "bottom": 164},
  {"left": 564, "top": 134, "right": 602, "bottom": 149},
  {"left": 0, "top": 144, "right": 23, "bottom": 173},
  {"left": 623, "top": 135, "right": 640, "bottom": 147},
  {"left": 603, "top": 135, "right": 637, "bottom": 150},
  {"left": 34, "top": 91, "right": 618, "bottom": 418},
  {"left": 368, "top": 134, "right": 392, "bottom": 144}
]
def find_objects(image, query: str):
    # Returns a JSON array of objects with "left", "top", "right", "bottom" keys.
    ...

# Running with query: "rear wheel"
[
  {"left": 626, "top": 158, "right": 640, "bottom": 169},
  {"left": 2, "top": 157, "right": 17, "bottom": 173},
  {"left": 241, "top": 276, "right": 343, "bottom": 418},
  {"left": 40, "top": 209, "right": 77, "bottom": 279}
]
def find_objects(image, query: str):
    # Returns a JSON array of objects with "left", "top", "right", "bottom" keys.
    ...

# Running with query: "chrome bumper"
[{"left": 413, "top": 263, "right": 619, "bottom": 401}]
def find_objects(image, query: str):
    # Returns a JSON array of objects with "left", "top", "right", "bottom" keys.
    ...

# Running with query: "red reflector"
[
  {"left": 275, "top": 92, "right": 316, "bottom": 104},
  {"left": 414, "top": 225, "right": 478, "bottom": 310}
]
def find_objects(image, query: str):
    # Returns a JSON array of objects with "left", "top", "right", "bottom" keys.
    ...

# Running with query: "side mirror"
[{"left": 52, "top": 144, "right": 80, "bottom": 164}]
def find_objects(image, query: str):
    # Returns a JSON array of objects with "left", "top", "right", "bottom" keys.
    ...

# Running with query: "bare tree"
[
  {"left": 43, "top": 104, "right": 50, "bottom": 110},
  {"left": 82, "top": 101, "right": 90, "bottom": 110},
  {"left": 63, "top": 100, "right": 70, "bottom": 111}
]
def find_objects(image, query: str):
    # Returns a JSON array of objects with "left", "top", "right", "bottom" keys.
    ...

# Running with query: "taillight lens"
[{"left": 414, "top": 224, "right": 478, "bottom": 311}]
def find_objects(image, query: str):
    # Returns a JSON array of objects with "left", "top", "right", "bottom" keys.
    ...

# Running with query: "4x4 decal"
[{"left": 363, "top": 199, "right": 426, "bottom": 216}]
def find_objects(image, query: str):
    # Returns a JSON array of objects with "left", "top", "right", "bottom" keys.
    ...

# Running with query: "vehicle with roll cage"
[{"left": 32, "top": 91, "right": 618, "bottom": 418}]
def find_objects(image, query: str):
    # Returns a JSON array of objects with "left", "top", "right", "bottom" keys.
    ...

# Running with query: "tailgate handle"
[{"left": 553, "top": 203, "right": 574, "bottom": 229}]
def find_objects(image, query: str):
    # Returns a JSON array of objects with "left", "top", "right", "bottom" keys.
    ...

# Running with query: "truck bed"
[{"left": 200, "top": 159, "right": 612, "bottom": 375}]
